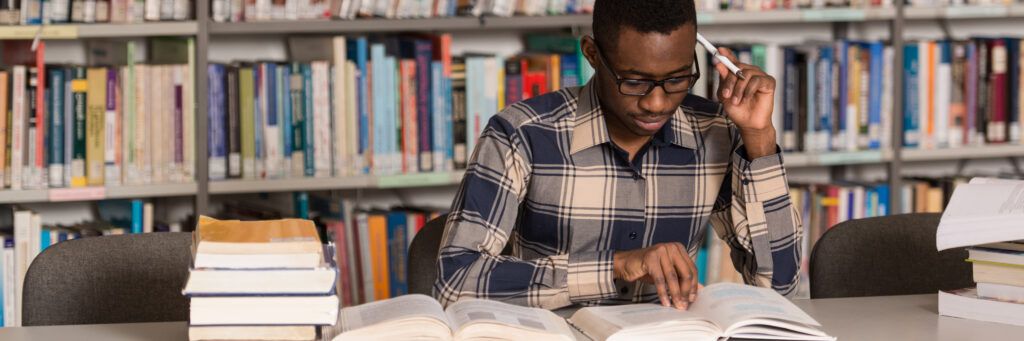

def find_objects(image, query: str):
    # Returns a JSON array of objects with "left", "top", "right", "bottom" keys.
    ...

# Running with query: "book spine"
[
  {"left": 934, "top": 41, "right": 951, "bottom": 149},
  {"left": 264, "top": 63, "right": 283, "bottom": 179},
  {"left": 10, "top": 67, "right": 25, "bottom": 191},
  {"left": 69, "top": 67, "right": 87, "bottom": 187},
  {"left": 451, "top": 58, "right": 467, "bottom": 169},
  {"left": 302, "top": 64, "right": 315, "bottom": 177},
  {"left": 312, "top": 61, "right": 332, "bottom": 178},
  {"left": 135, "top": 65, "right": 150, "bottom": 184},
  {"left": 386, "top": 212, "right": 408, "bottom": 297},
  {"left": 119, "top": 66, "right": 131, "bottom": 185},
  {"left": 208, "top": 64, "right": 227, "bottom": 180},
  {"left": 332, "top": 37, "right": 348, "bottom": 177},
  {"left": 131, "top": 199, "right": 143, "bottom": 234},
  {"left": 868, "top": 42, "right": 884, "bottom": 150},
  {"left": 990, "top": 39, "right": 1008, "bottom": 144},
  {"left": 226, "top": 66, "right": 241, "bottom": 178},
  {"left": 184, "top": 51, "right": 196, "bottom": 182},
  {"left": 85, "top": 67, "right": 106, "bottom": 186},
  {"left": 367, "top": 214, "right": 389, "bottom": 300},
  {"left": 903, "top": 44, "right": 920, "bottom": 148},
  {"left": 25, "top": 68, "right": 37, "bottom": 190},
  {"left": 782, "top": 48, "right": 797, "bottom": 152},
  {"left": 400, "top": 59, "right": 417, "bottom": 174},
  {"left": 966, "top": 42, "right": 978, "bottom": 146},
  {"left": 239, "top": 66, "right": 255, "bottom": 179},
  {"left": 415, "top": 41, "right": 433, "bottom": 173},
  {"left": 281, "top": 65, "right": 293, "bottom": 176},
  {"left": 0, "top": 72, "right": 7, "bottom": 189},
  {"left": 48, "top": 69, "right": 65, "bottom": 188},
  {"left": 253, "top": 65, "right": 264, "bottom": 179},
  {"left": 289, "top": 63, "right": 305, "bottom": 178},
  {"left": 430, "top": 61, "right": 445, "bottom": 172},
  {"left": 104, "top": 68, "right": 121, "bottom": 186}
]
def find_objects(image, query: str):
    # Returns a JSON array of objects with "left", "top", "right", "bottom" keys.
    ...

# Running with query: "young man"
[{"left": 434, "top": 0, "right": 801, "bottom": 310}]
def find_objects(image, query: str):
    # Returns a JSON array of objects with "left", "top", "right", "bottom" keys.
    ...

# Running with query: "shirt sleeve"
[
  {"left": 433, "top": 115, "right": 617, "bottom": 309},
  {"left": 709, "top": 125, "right": 803, "bottom": 296}
]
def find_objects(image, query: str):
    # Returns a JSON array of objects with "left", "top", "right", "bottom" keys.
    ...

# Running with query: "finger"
[
  {"left": 659, "top": 248, "right": 684, "bottom": 309},
  {"left": 739, "top": 76, "right": 764, "bottom": 107},
  {"left": 713, "top": 56, "right": 730, "bottom": 83},
  {"left": 673, "top": 243, "right": 698, "bottom": 303},
  {"left": 718, "top": 71, "right": 738, "bottom": 101},
  {"left": 647, "top": 255, "right": 670, "bottom": 308},
  {"left": 730, "top": 71, "right": 752, "bottom": 106}
]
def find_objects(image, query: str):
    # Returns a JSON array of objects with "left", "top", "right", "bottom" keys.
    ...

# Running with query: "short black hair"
[{"left": 592, "top": 0, "right": 697, "bottom": 52}]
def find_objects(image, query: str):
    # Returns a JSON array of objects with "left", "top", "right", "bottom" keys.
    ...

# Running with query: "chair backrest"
[
  {"left": 407, "top": 214, "right": 513, "bottom": 296},
  {"left": 408, "top": 214, "right": 448, "bottom": 296},
  {"left": 809, "top": 213, "right": 973, "bottom": 299},
  {"left": 22, "top": 232, "right": 192, "bottom": 326}
]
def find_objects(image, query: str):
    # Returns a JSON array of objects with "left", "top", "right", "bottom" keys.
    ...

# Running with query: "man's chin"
[{"left": 631, "top": 117, "right": 668, "bottom": 135}]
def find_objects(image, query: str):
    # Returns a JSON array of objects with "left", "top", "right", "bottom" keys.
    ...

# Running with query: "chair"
[
  {"left": 809, "top": 213, "right": 974, "bottom": 299},
  {"left": 407, "top": 214, "right": 513, "bottom": 296},
  {"left": 22, "top": 232, "right": 192, "bottom": 326}
]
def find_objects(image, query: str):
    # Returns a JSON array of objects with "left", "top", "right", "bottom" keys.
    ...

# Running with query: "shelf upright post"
[
  {"left": 889, "top": 0, "right": 906, "bottom": 213},
  {"left": 195, "top": 0, "right": 211, "bottom": 216}
]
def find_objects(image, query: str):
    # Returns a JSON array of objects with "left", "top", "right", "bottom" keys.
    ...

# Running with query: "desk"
[{"left": 1, "top": 294, "right": 1021, "bottom": 340}]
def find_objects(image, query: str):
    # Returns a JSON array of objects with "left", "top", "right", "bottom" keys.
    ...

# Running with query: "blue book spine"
[
  {"left": 696, "top": 239, "right": 707, "bottom": 285},
  {"left": 835, "top": 40, "right": 849, "bottom": 149},
  {"left": 253, "top": 65, "right": 264, "bottom": 176},
  {"left": 904, "top": 44, "right": 920, "bottom": 148},
  {"left": 277, "top": 65, "right": 288, "bottom": 166},
  {"left": 386, "top": 211, "right": 409, "bottom": 297},
  {"left": 49, "top": 69, "right": 65, "bottom": 175},
  {"left": 371, "top": 44, "right": 386, "bottom": 174},
  {"left": 131, "top": 200, "right": 143, "bottom": 234},
  {"left": 805, "top": 51, "right": 817, "bottom": 149},
  {"left": 208, "top": 64, "right": 227, "bottom": 180},
  {"left": 282, "top": 66, "right": 293, "bottom": 160},
  {"left": 430, "top": 61, "right": 445, "bottom": 171},
  {"left": 876, "top": 184, "right": 890, "bottom": 216},
  {"left": 57, "top": 231, "right": 67, "bottom": 242},
  {"left": 415, "top": 40, "right": 433, "bottom": 173},
  {"left": 560, "top": 53, "right": 579, "bottom": 88},
  {"left": 868, "top": 42, "right": 884, "bottom": 149},
  {"left": 302, "top": 64, "right": 315, "bottom": 177},
  {"left": 266, "top": 63, "right": 279, "bottom": 178},
  {"left": 349, "top": 38, "right": 370, "bottom": 174},
  {"left": 782, "top": 48, "right": 797, "bottom": 152},
  {"left": 40, "top": 228, "right": 51, "bottom": 251},
  {"left": 818, "top": 46, "right": 833, "bottom": 151}
]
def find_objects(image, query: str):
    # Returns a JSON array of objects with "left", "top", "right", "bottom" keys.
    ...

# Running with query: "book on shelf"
[
  {"left": 0, "top": 39, "right": 195, "bottom": 191},
  {"left": 323, "top": 294, "right": 575, "bottom": 341},
  {"left": 0, "top": 0, "right": 191, "bottom": 24},
  {"left": 569, "top": 283, "right": 835, "bottom": 341}
]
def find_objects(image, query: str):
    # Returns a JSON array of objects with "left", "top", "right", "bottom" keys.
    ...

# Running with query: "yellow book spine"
[
  {"left": 85, "top": 68, "right": 107, "bottom": 186},
  {"left": 369, "top": 215, "right": 390, "bottom": 300}
]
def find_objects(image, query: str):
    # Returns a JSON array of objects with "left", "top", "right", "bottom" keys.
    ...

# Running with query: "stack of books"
[
  {"left": 936, "top": 177, "right": 1024, "bottom": 326},
  {"left": 184, "top": 216, "right": 338, "bottom": 341}
]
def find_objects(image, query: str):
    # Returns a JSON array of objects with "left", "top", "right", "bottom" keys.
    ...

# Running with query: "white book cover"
[
  {"left": 357, "top": 0, "right": 372, "bottom": 17},
  {"left": 153, "top": 66, "right": 167, "bottom": 184},
  {"left": 135, "top": 65, "right": 151, "bottom": 185},
  {"left": 313, "top": 61, "right": 333, "bottom": 178},
  {"left": 173, "top": 0, "right": 188, "bottom": 20},
  {"left": 172, "top": 66, "right": 186, "bottom": 183},
  {"left": 212, "top": 0, "right": 228, "bottom": 21},
  {"left": 159, "top": 0, "right": 173, "bottom": 19},
  {"left": 345, "top": 61, "right": 361, "bottom": 174},
  {"left": 3, "top": 243, "right": 17, "bottom": 327},
  {"left": 52, "top": 0, "right": 71, "bottom": 21},
  {"left": 935, "top": 45, "right": 951, "bottom": 149},
  {"left": 764, "top": 43, "right": 784, "bottom": 148},
  {"left": 143, "top": 202, "right": 154, "bottom": 233},
  {"left": 183, "top": 64, "right": 196, "bottom": 182},
  {"left": 130, "top": 0, "right": 145, "bottom": 22},
  {"left": 120, "top": 67, "right": 134, "bottom": 186},
  {"left": 356, "top": 212, "right": 374, "bottom": 302},
  {"left": 144, "top": 0, "right": 159, "bottom": 20},
  {"left": 332, "top": 37, "right": 350, "bottom": 177},
  {"left": 10, "top": 66, "right": 25, "bottom": 191}
]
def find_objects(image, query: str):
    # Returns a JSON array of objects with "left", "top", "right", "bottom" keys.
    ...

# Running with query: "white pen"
[{"left": 696, "top": 33, "right": 745, "bottom": 80}]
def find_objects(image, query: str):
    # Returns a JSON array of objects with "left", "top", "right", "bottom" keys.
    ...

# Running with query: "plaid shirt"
[{"left": 434, "top": 80, "right": 802, "bottom": 309}]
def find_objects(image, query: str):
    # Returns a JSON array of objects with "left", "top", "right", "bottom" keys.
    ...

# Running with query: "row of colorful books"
[
  {"left": 0, "top": 39, "right": 195, "bottom": 190},
  {"left": 0, "top": 200, "right": 179, "bottom": 327},
  {"left": 206, "top": 33, "right": 594, "bottom": 180},
  {"left": 0, "top": 0, "right": 191, "bottom": 25},
  {"left": 903, "top": 38, "right": 1024, "bottom": 150},
  {"left": 211, "top": 0, "right": 597, "bottom": 22}
]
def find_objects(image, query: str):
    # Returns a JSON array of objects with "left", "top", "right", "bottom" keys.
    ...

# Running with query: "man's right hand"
[{"left": 613, "top": 242, "right": 698, "bottom": 310}]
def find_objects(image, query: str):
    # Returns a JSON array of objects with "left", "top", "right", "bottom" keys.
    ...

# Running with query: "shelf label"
[
  {"left": 943, "top": 6, "right": 1007, "bottom": 18},
  {"left": 697, "top": 13, "right": 714, "bottom": 24},
  {"left": 815, "top": 151, "right": 883, "bottom": 165},
  {"left": 49, "top": 187, "right": 106, "bottom": 201},
  {"left": 802, "top": 9, "right": 866, "bottom": 22},
  {"left": 0, "top": 25, "right": 78, "bottom": 39},
  {"left": 378, "top": 173, "right": 455, "bottom": 188}
]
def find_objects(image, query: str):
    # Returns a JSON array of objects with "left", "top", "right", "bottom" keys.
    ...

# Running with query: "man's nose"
[{"left": 638, "top": 86, "right": 674, "bottom": 115}]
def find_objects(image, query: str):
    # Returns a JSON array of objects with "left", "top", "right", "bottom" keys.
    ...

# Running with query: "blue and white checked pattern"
[{"left": 434, "top": 80, "right": 802, "bottom": 309}]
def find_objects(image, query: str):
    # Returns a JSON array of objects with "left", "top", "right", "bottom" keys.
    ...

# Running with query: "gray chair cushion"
[
  {"left": 408, "top": 214, "right": 448, "bottom": 296},
  {"left": 22, "top": 232, "right": 192, "bottom": 326},
  {"left": 809, "top": 213, "right": 973, "bottom": 299}
]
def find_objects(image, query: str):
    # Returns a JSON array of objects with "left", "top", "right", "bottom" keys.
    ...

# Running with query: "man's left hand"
[{"left": 713, "top": 47, "right": 778, "bottom": 159}]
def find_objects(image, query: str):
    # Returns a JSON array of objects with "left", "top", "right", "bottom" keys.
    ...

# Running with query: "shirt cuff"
[
  {"left": 567, "top": 250, "right": 617, "bottom": 303},
  {"left": 733, "top": 146, "right": 789, "bottom": 203}
]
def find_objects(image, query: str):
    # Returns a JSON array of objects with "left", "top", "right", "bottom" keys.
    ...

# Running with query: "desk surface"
[{"left": 0, "top": 294, "right": 1021, "bottom": 340}]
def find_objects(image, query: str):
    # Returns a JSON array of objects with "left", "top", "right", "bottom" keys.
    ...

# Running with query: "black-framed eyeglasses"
[{"left": 594, "top": 40, "right": 701, "bottom": 97}]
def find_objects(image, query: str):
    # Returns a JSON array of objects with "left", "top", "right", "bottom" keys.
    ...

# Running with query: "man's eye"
[{"left": 622, "top": 79, "right": 648, "bottom": 86}]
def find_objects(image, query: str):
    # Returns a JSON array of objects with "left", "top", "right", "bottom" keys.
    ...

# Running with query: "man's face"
[{"left": 586, "top": 24, "right": 698, "bottom": 137}]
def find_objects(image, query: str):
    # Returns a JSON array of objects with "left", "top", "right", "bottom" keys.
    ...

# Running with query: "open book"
[
  {"left": 569, "top": 283, "right": 835, "bottom": 341},
  {"left": 936, "top": 177, "right": 1024, "bottom": 251},
  {"left": 326, "top": 294, "right": 575, "bottom": 341}
]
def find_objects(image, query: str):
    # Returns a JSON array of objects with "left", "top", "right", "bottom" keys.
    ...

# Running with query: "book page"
[
  {"left": 339, "top": 294, "right": 451, "bottom": 332},
  {"left": 445, "top": 299, "right": 575, "bottom": 339},
  {"left": 568, "top": 302, "right": 718, "bottom": 341},
  {"left": 938, "top": 182, "right": 1024, "bottom": 250},
  {"left": 692, "top": 283, "right": 821, "bottom": 334}
]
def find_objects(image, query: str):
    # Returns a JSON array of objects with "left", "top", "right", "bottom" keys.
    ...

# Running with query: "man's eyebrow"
[{"left": 621, "top": 64, "right": 693, "bottom": 78}]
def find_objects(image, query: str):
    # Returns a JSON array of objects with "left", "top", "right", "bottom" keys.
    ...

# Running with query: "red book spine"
[
  {"left": 35, "top": 42, "right": 46, "bottom": 173},
  {"left": 989, "top": 39, "right": 1008, "bottom": 143}
]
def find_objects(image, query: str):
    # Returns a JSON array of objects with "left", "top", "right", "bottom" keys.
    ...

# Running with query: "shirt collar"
[{"left": 570, "top": 79, "right": 707, "bottom": 155}]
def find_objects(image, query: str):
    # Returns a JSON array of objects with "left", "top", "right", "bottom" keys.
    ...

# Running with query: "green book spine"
[
  {"left": 239, "top": 66, "right": 255, "bottom": 179},
  {"left": 752, "top": 44, "right": 768, "bottom": 70},
  {"left": 290, "top": 63, "right": 305, "bottom": 178}
]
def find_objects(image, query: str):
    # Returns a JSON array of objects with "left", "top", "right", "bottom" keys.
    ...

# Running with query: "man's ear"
[{"left": 580, "top": 35, "right": 600, "bottom": 70}]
